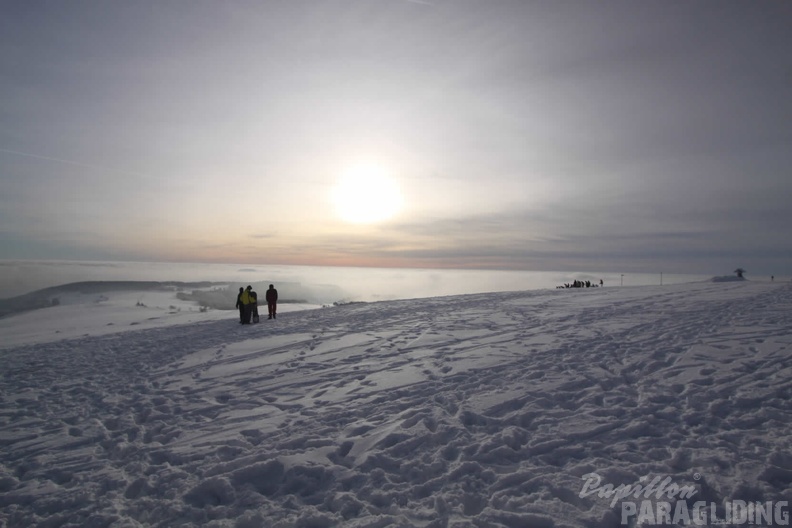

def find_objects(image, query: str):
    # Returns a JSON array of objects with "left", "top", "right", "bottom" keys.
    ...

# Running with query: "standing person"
[
  {"left": 235, "top": 287, "right": 245, "bottom": 324},
  {"left": 240, "top": 285, "right": 253, "bottom": 324},
  {"left": 266, "top": 284, "right": 278, "bottom": 319},
  {"left": 250, "top": 288, "right": 259, "bottom": 323}
]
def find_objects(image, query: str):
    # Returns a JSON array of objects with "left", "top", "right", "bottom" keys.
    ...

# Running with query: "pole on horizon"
[{"left": 621, "top": 274, "right": 624, "bottom": 287}]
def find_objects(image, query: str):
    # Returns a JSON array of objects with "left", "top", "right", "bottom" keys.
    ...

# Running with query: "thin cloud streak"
[{"left": 0, "top": 148, "right": 149, "bottom": 179}]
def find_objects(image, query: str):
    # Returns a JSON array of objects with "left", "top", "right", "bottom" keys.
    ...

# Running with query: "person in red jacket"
[{"left": 265, "top": 284, "right": 278, "bottom": 319}]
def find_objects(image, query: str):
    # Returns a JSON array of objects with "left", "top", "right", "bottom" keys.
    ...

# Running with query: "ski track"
[{"left": 1, "top": 282, "right": 791, "bottom": 527}]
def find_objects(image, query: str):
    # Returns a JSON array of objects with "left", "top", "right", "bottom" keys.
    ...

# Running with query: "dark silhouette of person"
[
  {"left": 250, "top": 288, "right": 259, "bottom": 323},
  {"left": 235, "top": 287, "right": 244, "bottom": 324},
  {"left": 266, "top": 284, "right": 278, "bottom": 319}
]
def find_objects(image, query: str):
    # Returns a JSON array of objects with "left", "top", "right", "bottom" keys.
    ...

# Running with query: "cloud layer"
[{"left": 1, "top": 1, "right": 790, "bottom": 274}]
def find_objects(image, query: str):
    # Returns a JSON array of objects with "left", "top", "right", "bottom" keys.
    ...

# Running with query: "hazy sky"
[{"left": 2, "top": 0, "right": 791, "bottom": 275}]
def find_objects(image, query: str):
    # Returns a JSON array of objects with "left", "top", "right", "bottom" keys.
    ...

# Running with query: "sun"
[{"left": 332, "top": 164, "right": 403, "bottom": 224}]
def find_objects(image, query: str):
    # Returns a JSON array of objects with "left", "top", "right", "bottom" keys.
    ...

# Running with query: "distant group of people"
[
  {"left": 236, "top": 284, "right": 278, "bottom": 324},
  {"left": 558, "top": 279, "right": 603, "bottom": 289}
]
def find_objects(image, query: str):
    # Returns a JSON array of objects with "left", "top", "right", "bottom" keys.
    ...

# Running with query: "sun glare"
[{"left": 332, "top": 164, "right": 403, "bottom": 224}]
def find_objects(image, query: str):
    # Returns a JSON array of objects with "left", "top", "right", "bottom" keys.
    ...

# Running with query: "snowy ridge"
[{"left": 1, "top": 281, "right": 791, "bottom": 527}]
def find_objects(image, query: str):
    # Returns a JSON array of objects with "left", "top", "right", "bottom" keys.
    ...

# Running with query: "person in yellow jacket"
[{"left": 239, "top": 285, "right": 253, "bottom": 324}]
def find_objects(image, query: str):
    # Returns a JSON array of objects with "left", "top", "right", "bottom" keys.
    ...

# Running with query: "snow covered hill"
[{"left": 1, "top": 281, "right": 791, "bottom": 527}]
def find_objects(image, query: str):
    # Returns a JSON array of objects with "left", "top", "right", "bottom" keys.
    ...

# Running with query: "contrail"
[{"left": 0, "top": 147, "right": 147, "bottom": 178}]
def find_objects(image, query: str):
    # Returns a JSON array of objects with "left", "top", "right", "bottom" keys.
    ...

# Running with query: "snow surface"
[{"left": 1, "top": 281, "right": 791, "bottom": 527}]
